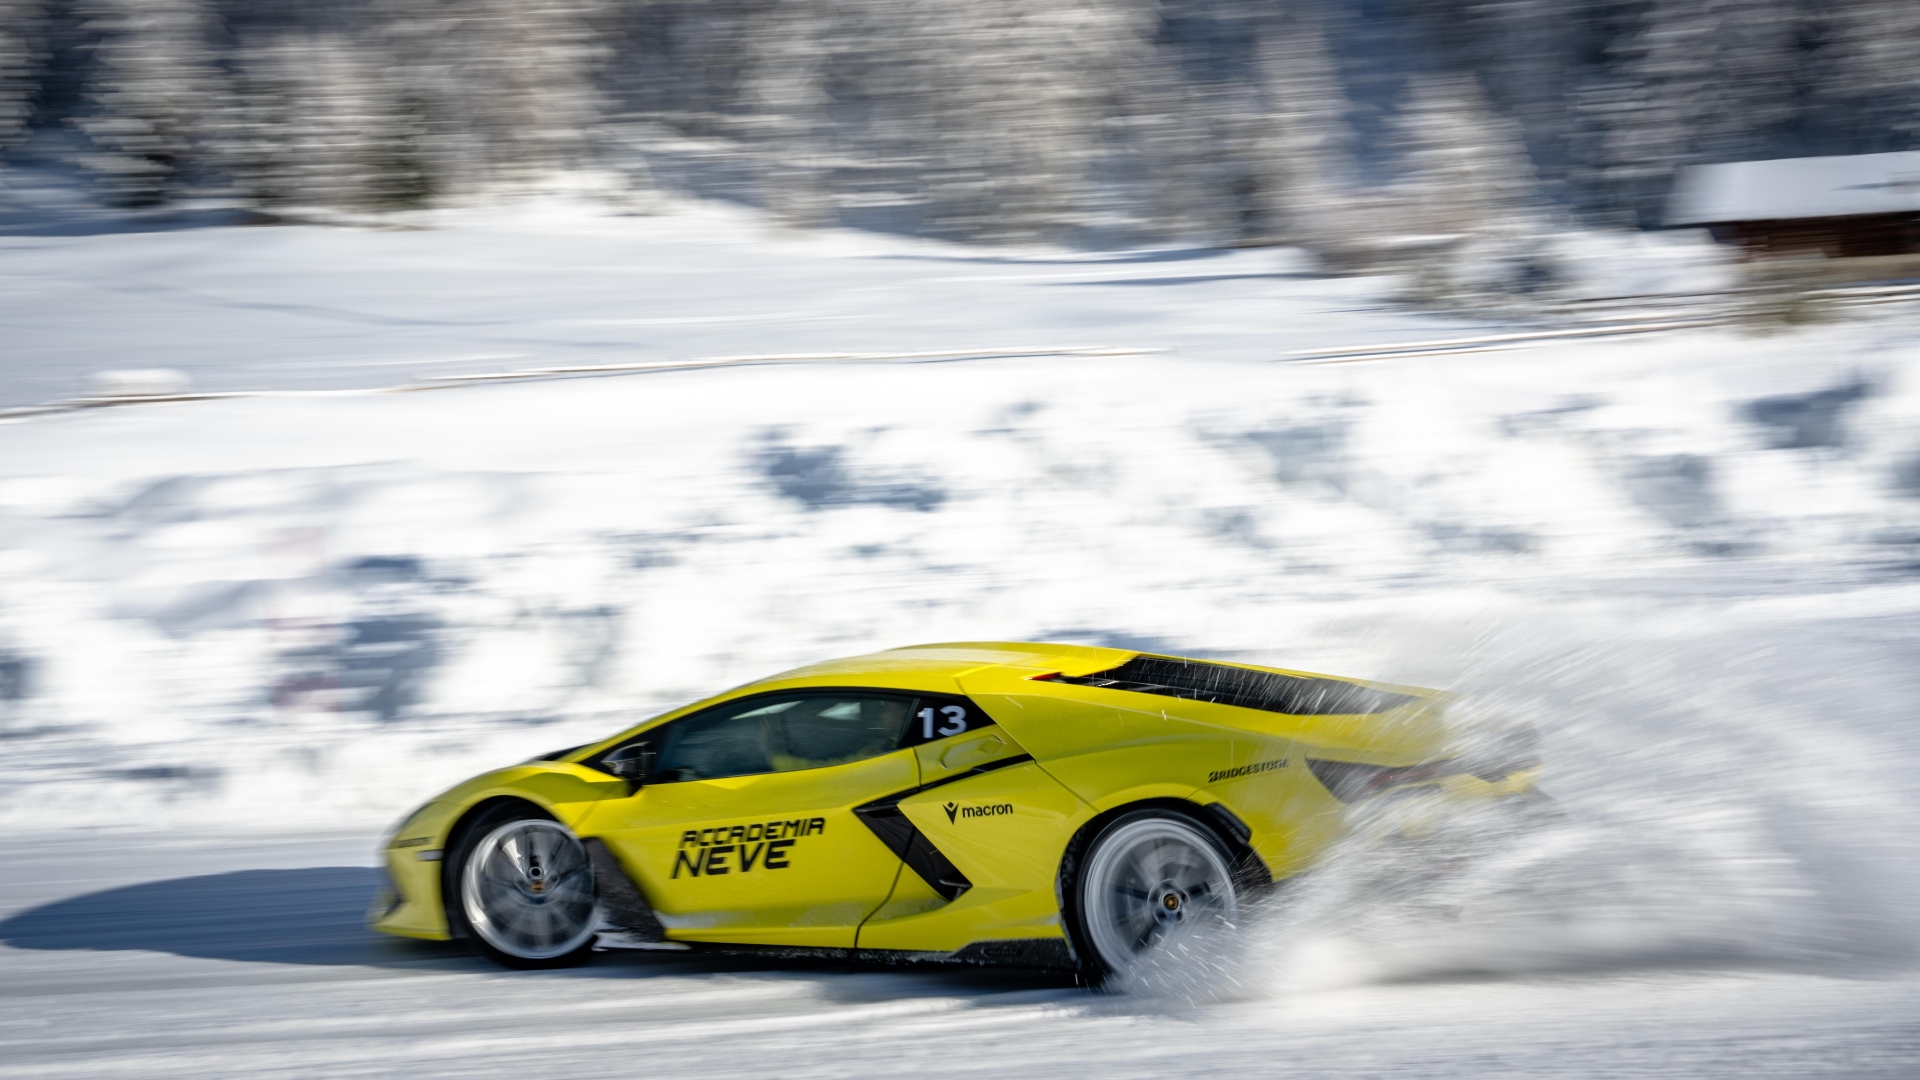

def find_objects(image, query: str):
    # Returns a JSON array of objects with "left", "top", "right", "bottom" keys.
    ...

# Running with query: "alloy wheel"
[
  {"left": 459, "top": 818, "right": 601, "bottom": 961},
  {"left": 1078, "top": 814, "right": 1238, "bottom": 977}
]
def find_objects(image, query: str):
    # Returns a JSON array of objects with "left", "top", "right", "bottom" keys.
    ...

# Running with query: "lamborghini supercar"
[{"left": 369, "top": 642, "right": 1540, "bottom": 980}]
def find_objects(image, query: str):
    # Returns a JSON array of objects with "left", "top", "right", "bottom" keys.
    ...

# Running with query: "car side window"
[{"left": 650, "top": 693, "right": 916, "bottom": 782}]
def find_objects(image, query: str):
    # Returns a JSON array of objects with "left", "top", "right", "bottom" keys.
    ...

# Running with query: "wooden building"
[{"left": 1667, "top": 151, "right": 1920, "bottom": 261}]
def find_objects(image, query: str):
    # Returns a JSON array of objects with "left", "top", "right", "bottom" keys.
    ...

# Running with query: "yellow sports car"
[{"left": 370, "top": 642, "right": 1539, "bottom": 980}]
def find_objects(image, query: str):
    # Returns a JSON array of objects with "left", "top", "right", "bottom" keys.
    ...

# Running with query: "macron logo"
[{"left": 943, "top": 801, "right": 958, "bottom": 823}]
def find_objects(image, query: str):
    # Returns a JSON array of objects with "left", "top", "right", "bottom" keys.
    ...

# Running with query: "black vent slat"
[{"left": 1054, "top": 656, "right": 1418, "bottom": 716}]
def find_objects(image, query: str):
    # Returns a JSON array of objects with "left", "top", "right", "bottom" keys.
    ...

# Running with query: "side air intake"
[{"left": 1052, "top": 655, "right": 1420, "bottom": 716}]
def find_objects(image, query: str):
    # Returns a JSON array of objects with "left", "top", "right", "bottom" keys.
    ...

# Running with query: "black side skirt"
[{"left": 691, "top": 939, "right": 1076, "bottom": 973}]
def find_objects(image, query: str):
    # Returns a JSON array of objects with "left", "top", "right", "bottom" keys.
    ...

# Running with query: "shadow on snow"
[{"left": 0, "top": 867, "right": 1080, "bottom": 992}]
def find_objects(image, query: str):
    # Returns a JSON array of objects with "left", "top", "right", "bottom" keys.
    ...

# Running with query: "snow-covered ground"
[
  {"left": 2, "top": 199, "right": 1919, "bottom": 1076},
  {"left": 2, "top": 829, "right": 1916, "bottom": 1080},
  {"left": 3, "top": 310, "right": 1918, "bottom": 833},
  {"left": 0, "top": 166, "right": 1734, "bottom": 408}
]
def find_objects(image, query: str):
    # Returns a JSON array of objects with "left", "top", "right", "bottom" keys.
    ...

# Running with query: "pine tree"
[
  {"left": 1394, "top": 74, "right": 1538, "bottom": 238},
  {"left": 1249, "top": 9, "right": 1357, "bottom": 248},
  {"left": 372, "top": 0, "right": 611, "bottom": 194},
  {"left": 0, "top": 0, "right": 42, "bottom": 155},
  {"left": 73, "top": 0, "right": 222, "bottom": 206},
  {"left": 1568, "top": 72, "right": 1689, "bottom": 226},
  {"left": 51, "top": 0, "right": 1915, "bottom": 238},
  {"left": 1651, "top": 0, "right": 1805, "bottom": 159},
  {"left": 739, "top": 0, "right": 835, "bottom": 227},
  {"left": 1582, "top": 0, "right": 1810, "bottom": 223},
  {"left": 1389, "top": 73, "right": 1546, "bottom": 300},
  {"left": 466, "top": 0, "right": 611, "bottom": 180},
  {"left": 935, "top": 0, "right": 1150, "bottom": 240},
  {"left": 847, "top": 0, "right": 1153, "bottom": 242},
  {"left": 226, "top": 32, "right": 433, "bottom": 213},
  {"left": 1825, "top": 0, "right": 1920, "bottom": 149}
]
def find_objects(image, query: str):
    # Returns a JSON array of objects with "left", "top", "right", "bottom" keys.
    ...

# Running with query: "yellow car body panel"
[
  {"left": 373, "top": 799, "right": 457, "bottom": 941},
  {"left": 1191, "top": 749, "right": 1348, "bottom": 879},
  {"left": 582, "top": 748, "right": 918, "bottom": 948},
  {"left": 858, "top": 758, "right": 1090, "bottom": 952},
  {"left": 370, "top": 765, "right": 627, "bottom": 941},
  {"left": 370, "top": 642, "right": 1536, "bottom": 964}
]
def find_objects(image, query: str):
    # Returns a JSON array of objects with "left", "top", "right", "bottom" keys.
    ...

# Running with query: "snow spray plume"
[{"left": 1234, "top": 616, "right": 1920, "bottom": 997}]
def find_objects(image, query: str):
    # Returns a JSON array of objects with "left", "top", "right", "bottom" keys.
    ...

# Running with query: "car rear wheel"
[
  {"left": 1072, "top": 810, "right": 1240, "bottom": 983},
  {"left": 449, "top": 810, "right": 600, "bottom": 969}
]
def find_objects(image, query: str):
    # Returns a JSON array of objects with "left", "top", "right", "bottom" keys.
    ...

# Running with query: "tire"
[
  {"left": 1069, "top": 809, "right": 1240, "bottom": 984},
  {"left": 445, "top": 805, "right": 601, "bottom": 969}
]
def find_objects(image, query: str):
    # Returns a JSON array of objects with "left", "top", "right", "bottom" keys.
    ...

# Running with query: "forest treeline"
[{"left": 1, "top": 1, "right": 1915, "bottom": 250}]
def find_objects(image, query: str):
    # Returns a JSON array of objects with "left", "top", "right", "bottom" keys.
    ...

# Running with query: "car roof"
[
  {"left": 573, "top": 642, "right": 1441, "bottom": 762},
  {"left": 749, "top": 642, "right": 1433, "bottom": 710},
  {"left": 756, "top": 638, "right": 1128, "bottom": 680}
]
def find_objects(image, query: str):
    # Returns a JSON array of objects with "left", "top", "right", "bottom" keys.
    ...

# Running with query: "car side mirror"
[{"left": 602, "top": 742, "right": 656, "bottom": 788}]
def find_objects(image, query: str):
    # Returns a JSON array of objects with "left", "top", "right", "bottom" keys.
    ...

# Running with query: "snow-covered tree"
[
  {"left": 838, "top": 0, "right": 1153, "bottom": 242},
  {"left": 1572, "top": 0, "right": 1810, "bottom": 223},
  {"left": 0, "top": 0, "right": 42, "bottom": 155},
  {"left": 1643, "top": 0, "right": 1807, "bottom": 160},
  {"left": 466, "top": 0, "right": 611, "bottom": 179},
  {"left": 1387, "top": 73, "right": 1548, "bottom": 300},
  {"left": 226, "top": 32, "right": 433, "bottom": 212},
  {"left": 1567, "top": 69, "right": 1689, "bottom": 227},
  {"left": 1248, "top": 10, "right": 1357, "bottom": 247},
  {"left": 932, "top": 0, "right": 1154, "bottom": 240},
  {"left": 372, "top": 0, "right": 611, "bottom": 192},
  {"left": 739, "top": 0, "right": 835, "bottom": 227},
  {"left": 1113, "top": 35, "right": 1231, "bottom": 240},
  {"left": 1393, "top": 74, "right": 1539, "bottom": 239},
  {"left": 220, "top": 0, "right": 617, "bottom": 211},
  {"left": 73, "top": 0, "right": 222, "bottom": 206},
  {"left": 40, "top": 0, "right": 1920, "bottom": 236},
  {"left": 1825, "top": 0, "right": 1920, "bottom": 147}
]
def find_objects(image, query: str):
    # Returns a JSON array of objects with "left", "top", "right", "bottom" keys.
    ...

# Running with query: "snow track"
[{"left": 2, "top": 829, "right": 1918, "bottom": 1079}]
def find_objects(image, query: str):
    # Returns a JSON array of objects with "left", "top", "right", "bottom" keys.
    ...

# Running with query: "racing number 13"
[{"left": 919, "top": 705, "right": 968, "bottom": 739}]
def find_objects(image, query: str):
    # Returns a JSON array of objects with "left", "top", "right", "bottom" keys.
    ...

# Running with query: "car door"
[{"left": 590, "top": 690, "right": 923, "bottom": 948}]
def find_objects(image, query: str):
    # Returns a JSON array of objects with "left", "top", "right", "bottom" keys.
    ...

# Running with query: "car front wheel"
[
  {"left": 1072, "top": 810, "right": 1240, "bottom": 983},
  {"left": 448, "top": 809, "right": 600, "bottom": 969}
]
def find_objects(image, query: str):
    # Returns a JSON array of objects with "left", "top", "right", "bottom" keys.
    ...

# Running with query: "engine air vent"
[{"left": 1053, "top": 655, "right": 1419, "bottom": 716}]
